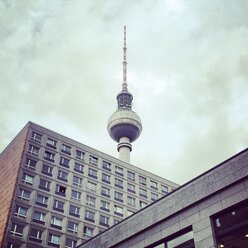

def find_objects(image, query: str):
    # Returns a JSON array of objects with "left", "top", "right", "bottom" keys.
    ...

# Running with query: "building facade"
[
  {"left": 78, "top": 148, "right": 248, "bottom": 248},
  {"left": 0, "top": 122, "right": 178, "bottom": 248}
]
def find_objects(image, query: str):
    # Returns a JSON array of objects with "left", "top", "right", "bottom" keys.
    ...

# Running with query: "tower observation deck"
[{"left": 107, "top": 26, "right": 142, "bottom": 163}]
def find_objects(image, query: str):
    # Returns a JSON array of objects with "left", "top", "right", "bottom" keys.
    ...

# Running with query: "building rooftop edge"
[{"left": 0, "top": 122, "right": 30, "bottom": 157}]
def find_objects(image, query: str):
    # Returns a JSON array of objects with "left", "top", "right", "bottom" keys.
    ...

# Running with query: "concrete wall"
[
  {"left": 0, "top": 124, "right": 29, "bottom": 247},
  {"left": 78, "top": 148, "right": 248, "bottom": 248}
]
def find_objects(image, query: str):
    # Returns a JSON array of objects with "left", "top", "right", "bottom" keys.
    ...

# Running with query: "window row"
[
  {"left": 13, "top": 203, "right": 126, "bottom": 227},
  {"left": 23, "top": 162, "right": 166, "bottom": 199},
  {"left": 21, "top": 173, "right": 160, "bottom": 202},
  {"left": 30, "top": 132, "right": 96, "bottom": 164},
  {"left": 26, "top": 158, "right": 84, "bottom": 176},
  {"left": 10, "top": 222, "right": 94, "bottom": 246},
  {"left": 18, "top": 185, "right": 150, "bottom": 212},
  {"left": 14, "top": 205, "right": 113, "bottom": 229}
]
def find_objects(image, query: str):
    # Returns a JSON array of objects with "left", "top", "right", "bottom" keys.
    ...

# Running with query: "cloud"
[{"left": 1, "top": 0, "right": 248, "bottom": 184}]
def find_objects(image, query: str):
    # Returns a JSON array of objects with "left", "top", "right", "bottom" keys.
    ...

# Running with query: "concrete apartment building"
[{"left": 0, "top": 122, "right": 178, "bottom": 248}]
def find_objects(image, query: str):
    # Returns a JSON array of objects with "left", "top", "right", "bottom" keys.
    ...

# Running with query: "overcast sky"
[{"left": 1, "top": 0, "right": 248, "bottom": 185}]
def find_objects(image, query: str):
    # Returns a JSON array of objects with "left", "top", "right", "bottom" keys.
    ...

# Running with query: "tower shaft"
[{"left": 117, "top": 137, "right": 132, "bottom": 163}]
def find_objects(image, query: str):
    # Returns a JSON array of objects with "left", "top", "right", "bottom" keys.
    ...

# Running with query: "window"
[
  {"left": 48, "top": 234, "right": 60, "bottom": 245},
  {"left": 46, "top": 138, "right": 57, "bottom": 148},
  {"left": 86, "top": 195, "right": 96, "bottom": 207},
  {"left": 75, "top": 149, "right": 84, "bottom": 160},
  {"left": 39, "top": 178, "right": 51, "bottom": 191},
  {"left": 33, "top": 211, "right": 45, "bottom": 223},
  {"left": 127, "top": 171, "right": 135, "bottom": 181},
  {"left": 127, "top": 183, "right": 135, "bottom": 193},
  {"left": 101, "top": 186, "right": 110, "bottom": 198},
  {"left": 140, "top": 188, "right": 147, "bottom": 198},
  {"left": 57, "top": 170, "right": 68, "bottom": 182},
  {"left": 55, "top": 185, "right": 66, "bottom": 196},
  {"left": 102, "top": 161, "right": 111, "bottom": 171},
  {"left": 74, "top": 162, "right": 84, "bottom": 174},
  {"left": 127, "top": 210, "right": 135, "bottom": 216},
  {"left": 62, "top": 144, "right": 71, "bottom": 155},
  {"left": 73, "top": 176, "right": 83, "bottom": 188},
  {"left": 51, "top": 216, "right": 62, "bottom": 229},
  {"left": 115, "top": 166, "right": 124, "bottom": 176},
  {"left": 83, "top": 226, "right": 94, "bottom": 237},
  {"left": 53, "top": 200, "right": 64, "bottom": 212},
  {"left": 10, "top": 223, "right": 24, "bottom": 237},
  {"left": 29, "top": 228, "right": 42, "bottom": 242},
  {"left": 42, "top": 164, "right": 53, "bottom": 176},
  {"left": 36, "top": 194, "right": 48, "bottom": 207},
  {"left": 114, "top": 205, "right": 123, "bottom": 216},
  {"left": 71, "top": 190, "right": 81, "bottom": 202},
  {"left": 85, "top": 210, "right": 95, "bottom": 222},
  {"left": 102, "top": 173, "right": 111, "bottom": 184},
  {"left": 66, "top": 238, "right": 77, "bottom": 248},
  {"left": 29, "top": 144, "right": 39, "bottom": 156},
  {"left": 167, "top": 231, "right": 194, "bottom": 248},
  {"left": 162, "top": 185, "right": 168, "bottom": 194},
  {"left": 67, "top": 221, "right": 78, "bottom": 233},
  {"left": 151, "top": 180, "right": 158, "bottom": 189},
  {"left": 25, "top": 157, "right": 37, "bottom": 169},
  {"left": 114, "top": 191, "right": 123, "bottom": 202},
  {"left": 100, "top": 200, "right": 110, "bottom": 212},
  {"left": 151, "top": 192, "right": 158, "bottom": 201},
  {"left": 18, "top": 188, "right": 31, "bottom": 200},
  {"left": 88, "top": 168, "right": 98, "bottom": 179},
  {"left": 153, "top": 229, "right": 194, "bottom": 248},
  {"left": 60, "top": 156, "right": 70, "bottom": 168},
  {"left": 89, "top": 155, "right": 98, "bottom": 165},
  {"left": 69, "top": 205, "right": 80, "bottom": 217},
  {"left": 31, "top": 132, "right": 42, "bottom": 142},
  {"left": 87, "top": 181, "right": 96, "bottom": 191},
  {"left": 44, "top": 151, "right": 55, "bottom": 162},
  {"left": 7, "top": 242, "right": 21, "bottom": 248},
  {"left": 114, "top": 219, "right": 120, "bottom": 225},
  {"left": 115, "top": 178, "right": 123, "bottom": 188},
  {"left": 127, "top": 196, "right": 136, "bottom": 206},
  {"left": 140, "top": 201, "right": 147, "bottom": 209},
  {"left": 15, "top": 206, "right": 27, "bottom": 218},
  {"left": 139, "top": 175, "right": 147, "bottom": 185},
  {"left": 213, "top": 202, "right": 248, "bottom": 248},
  {"left": 22, "top": 173, "right": 34, "bottom": 185},
  {"left": 100, "top": 215, "right": 109, "bottom": 227}
]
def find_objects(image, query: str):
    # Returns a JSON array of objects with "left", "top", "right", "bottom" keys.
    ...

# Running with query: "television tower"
[{"left": 107, "top": 26, "right": 142, "bottom": 163}]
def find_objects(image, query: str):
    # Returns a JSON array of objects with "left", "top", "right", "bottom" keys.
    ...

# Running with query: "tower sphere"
[{"left": 107, "top": 108, "right": 142, "bottom": 143}]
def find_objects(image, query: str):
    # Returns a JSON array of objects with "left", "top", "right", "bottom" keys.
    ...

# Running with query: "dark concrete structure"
[{"left": 78, "top": 148, "right": 248, "bottom": 248}]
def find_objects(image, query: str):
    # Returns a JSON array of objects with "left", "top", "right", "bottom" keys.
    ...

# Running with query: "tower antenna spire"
[{"left": 122, "top": 26, "right": 128, "bottom": 91}]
